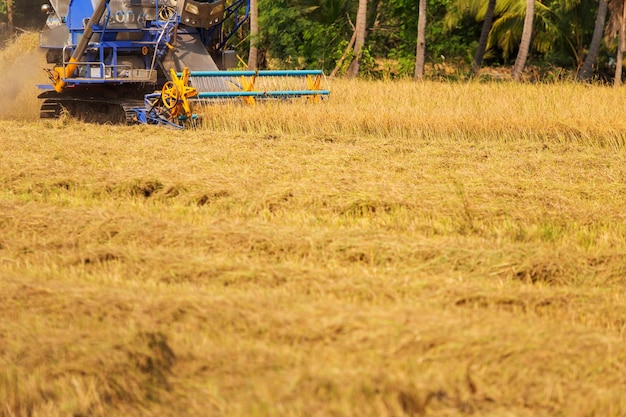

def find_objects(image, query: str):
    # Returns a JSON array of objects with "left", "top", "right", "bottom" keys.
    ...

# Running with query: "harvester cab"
[{"left": 37, "top": 0, "right": 330, "bottom": 128}]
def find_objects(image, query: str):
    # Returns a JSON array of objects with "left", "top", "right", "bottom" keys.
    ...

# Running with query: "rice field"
[{"left": 2, "top": 34, "right": 626, "bottom": 417}]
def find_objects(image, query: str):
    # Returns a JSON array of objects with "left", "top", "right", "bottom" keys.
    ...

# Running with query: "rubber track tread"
[{"left": 39, "top": 98, "right": 143, "bottom": 125}]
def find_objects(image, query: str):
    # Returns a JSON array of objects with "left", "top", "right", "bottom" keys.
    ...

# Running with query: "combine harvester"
[{"left": 38, "top": 0, "right": 330, "bottom": 128}]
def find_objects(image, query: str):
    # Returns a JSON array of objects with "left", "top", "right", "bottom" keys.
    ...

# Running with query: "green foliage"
[
  {"left": 0, "top": 0, "right": 47, "bottom": 27},
  {"left": 371, "top": 0, "right": 479, "bottom": 77},
  {"left": 252, "top": 0, "right": 608, "bottom": 78},
  {"left": 330, "top": 41, "right": 378, "bottom": 77},
  {"left": 441, "top": 0, "right": 607, "bottom": 70},
  {"left": 540, "top": 0, "right": 598, "bottom": 67},
  {"left": 256, "top": 0, "right": 349, "bottom": 71}
]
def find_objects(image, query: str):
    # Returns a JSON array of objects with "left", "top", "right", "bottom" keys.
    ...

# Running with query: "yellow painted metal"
[
  {"left": 161, "top": 81, "right": 180, "bottom": 110},
  {"left": 240, "top": 73, "right": 257, "bottom": 105},
  {"left": 306, "top": 74, "right": 322, "bottom": 103},
  {"left": 52, "top": 57, "right": 80, "bottom": 93},
  {"left": 162, "top": 67, "right": 198, "bottom": 118}
]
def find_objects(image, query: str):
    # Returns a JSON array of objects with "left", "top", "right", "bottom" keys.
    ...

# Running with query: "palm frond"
[{"left": 490, "top": 11, "right": 525, "bottom": 58}]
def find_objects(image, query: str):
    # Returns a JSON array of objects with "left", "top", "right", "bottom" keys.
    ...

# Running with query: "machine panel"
[{"left": 105, "top": 0, "right": 158, "bottom": 28}]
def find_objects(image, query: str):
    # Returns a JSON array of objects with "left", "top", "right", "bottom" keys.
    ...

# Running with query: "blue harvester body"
[{"left": 38, "top": 0, "right": 329, "bottom": 127}]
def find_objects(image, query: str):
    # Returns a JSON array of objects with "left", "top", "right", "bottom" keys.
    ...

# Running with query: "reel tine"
[{"left": 187, "top": 70, "right": 330, "bottom": 104}]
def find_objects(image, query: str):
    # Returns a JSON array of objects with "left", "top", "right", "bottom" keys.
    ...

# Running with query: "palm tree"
[
  {"left": 248, "top": 0, "right": 258, "bottom": 70},
  {"left": 578, "top": 0, "right": 609, "bottom": 80},
  {"left": 446, "top": 0, "right": 522, "bottom": 62},
  {"left": 7, "top": 0, "right": 13, "bottom": 34},
  {"left": 472, "top": 0, "right": 497, "bottom": 75},
  {"left": 367, "top": 0, "right": 381, "bottom": 29},
  {"left": 607, "top": 0, "right": 626, "bottom": 85},
  {"left": 511, "top": 0, "right": 534, "bottom": 80},
  {"left": 443, "top": 0, "right": 497, "bottom": 75},
  {"left": 486, "top": 0, "right": 571, "bottom": 63},
  {"left": 414, "top": 0, "right": 427, "bottom": 80},
  {"left": 347, "top": 0, "right": 368, "bottom": 78},
  {"left": 614, "top": 1, "right": 626, "bottom": 87}
]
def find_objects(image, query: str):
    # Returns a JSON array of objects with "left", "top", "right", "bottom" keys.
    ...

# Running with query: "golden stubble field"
[{"left": 2, "top": 34, "right": 626, "bottom": 416}]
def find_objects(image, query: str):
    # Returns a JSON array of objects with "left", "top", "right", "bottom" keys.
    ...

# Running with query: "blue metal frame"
[
  {"left": 196, "top": 90, "right": 331, "bottom": 99},
  {"left": 57, "top": 0, "right": 249, "bottom": 86},
  {"left": 55, "top": 0, "right": 177, "bottom": 84},
  {"left": 132, "top": 93, "right": 187, "bottom": 129},
  {"left": 184, "top": 70, "right": 326, "bottom": 77},
  {"left": 199, "top": 0, "right": 250, "bottom": 49}
]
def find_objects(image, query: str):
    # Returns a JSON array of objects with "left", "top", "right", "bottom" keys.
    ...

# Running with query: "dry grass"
[{"left": 2, "top": 33, "right": 626, "bottom": 416}]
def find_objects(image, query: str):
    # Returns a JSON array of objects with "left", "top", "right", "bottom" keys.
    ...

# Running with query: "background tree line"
[
  {"left": 1, "top": 0, "right": 624, "bottom": 82},
  {"left": 248, "top": 0, "right": 624, "bottom": 83},
  {"left": 1, "top": 0, "right": 43, "bottom": 33}
]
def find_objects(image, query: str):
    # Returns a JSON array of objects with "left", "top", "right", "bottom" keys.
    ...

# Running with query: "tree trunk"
[
  {"left": 578, "top": 0, "right": 608, "bottom": 81},
  {"left": 511, "top": 0, "right": 535, "bottom": 81},
  {"left": 330, "top": 29, "right": 357, "bottom": 77},
  {"left": 471, "top": 0, "right": 496, "bottom": 76},
  {"left": 247, "top": 0, "right": 258, "bottom": 70},
  {"left": 7, "top": 0, "right": 14, "bottom": 34},
  {"left": 414, "top": 0, "right": 427, "bottom": 80},
  {"left": 615, "top": 0, "right": 626, "bottom": 85},
  {"left": 366, "top": 0, "right": 381, "bottom": 30},
  {"left": 347, "top": 0, "right": 367, "bottom": 78}
]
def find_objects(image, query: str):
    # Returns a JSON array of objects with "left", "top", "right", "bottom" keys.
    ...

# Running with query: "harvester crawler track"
[{"left": 40, "top": 98, "right": 144, "bottom": 125}]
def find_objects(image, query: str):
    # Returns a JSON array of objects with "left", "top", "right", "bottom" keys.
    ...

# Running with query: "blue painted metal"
[
  {"left": 131, "top": 93, "right": 184, "bottom": 129},
  {"left": 216, "top": 0, "right": 249, "bottom": 49},
  {"left": 66, "top": 0, "right": 94, "bottom": 38},
  {"left": 46, "top": 0, "right": 177, "bottom": 85},
  {"left": 186, "top": 69, "right": 330, "bottom": 102},
  {"left": 197, "top": 0, "right": 248, "bottom": 48},
  {"left": 48, "top": 0, "right": 248, "bottom": 87},
  {"left": 196, "top": 90, "right": 331, "bottom": 98},
  {"left": 187, "top": 70, "right": 325, "bottom": 77}
]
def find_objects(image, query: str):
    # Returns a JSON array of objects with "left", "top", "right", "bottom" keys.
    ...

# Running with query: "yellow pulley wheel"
[
  {"left": 161, "top": 81, "right": 180, "bottom": 110},
  {"left": 163, "top": 67, "right": 198, "bottom": 120}
]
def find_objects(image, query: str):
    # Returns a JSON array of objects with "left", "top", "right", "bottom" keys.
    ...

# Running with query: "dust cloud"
[{"left": 0, "top": 35, "right": 50, "bottom": 120}]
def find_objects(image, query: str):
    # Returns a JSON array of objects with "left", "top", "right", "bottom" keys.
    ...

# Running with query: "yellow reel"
[{"left": 161, "top": 67, "right": 198, "bottom": 119}]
